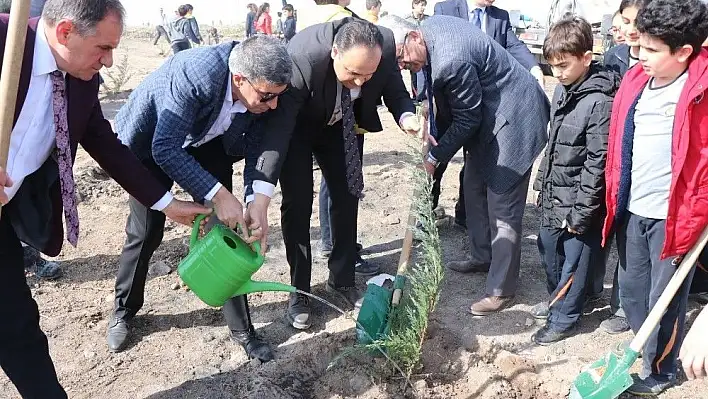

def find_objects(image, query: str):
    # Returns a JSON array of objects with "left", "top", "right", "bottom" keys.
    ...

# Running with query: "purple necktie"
[{"left": 50, "top": 71, "right": 79, "bottom": 246}]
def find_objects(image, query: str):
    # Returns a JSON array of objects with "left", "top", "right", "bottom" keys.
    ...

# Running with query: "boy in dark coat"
[
  {"left": 282, "top": 4, "right": 296, "bottom": 42},
  {"left": 531, "top": 17, "right": 620, "bottom": 345}
]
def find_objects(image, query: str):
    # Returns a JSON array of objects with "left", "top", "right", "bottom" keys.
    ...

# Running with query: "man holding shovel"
[{"left": 0, "top": 0, "right": 212, "bottom": 397}]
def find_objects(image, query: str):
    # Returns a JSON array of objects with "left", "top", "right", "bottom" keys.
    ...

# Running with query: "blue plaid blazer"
[{"left": 116, "top": 42, "right": 263, "bottom": 201}]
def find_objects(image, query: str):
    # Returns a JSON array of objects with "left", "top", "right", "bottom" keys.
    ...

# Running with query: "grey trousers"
[{"left": 463, "top": 154, "right": 531, "bottom": 297}]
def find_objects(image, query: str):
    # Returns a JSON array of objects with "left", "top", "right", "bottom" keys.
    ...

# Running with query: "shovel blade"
[{"left": 569, "top": 348, "right": 639, "bottom": 399}]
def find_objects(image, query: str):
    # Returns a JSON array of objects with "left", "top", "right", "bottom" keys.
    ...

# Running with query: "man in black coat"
[{"left": 250, "top": 19, "right": 420, "bottom": 329}]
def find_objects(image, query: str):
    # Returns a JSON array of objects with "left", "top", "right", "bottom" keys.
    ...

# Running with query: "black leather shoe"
[
  {"left": 531, "top": 323, "right": 576, "bottom": 346},
  {"left": 107, "top": 317, "right": 130, "bottom": 353},
  {"left": 354, "top": 256, "right": 380, "bottom": 276},
  {"left": 231, "top": 327, "right": 274, "bottom": 363},
  {"left": 326, "top": 283, "right": 364, "bottom": 309}
]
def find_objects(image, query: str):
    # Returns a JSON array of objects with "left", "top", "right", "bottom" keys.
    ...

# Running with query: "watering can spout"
[{"left": 233, "top": 280, "right": 297, "bottom": 297}]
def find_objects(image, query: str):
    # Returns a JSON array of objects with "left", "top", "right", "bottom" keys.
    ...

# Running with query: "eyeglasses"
[
  {"left": 245, "top": 78, "right": 289, "bottom": 103},
  {"left": 396, "top": 33, "right": 410, "bottom": 69}
]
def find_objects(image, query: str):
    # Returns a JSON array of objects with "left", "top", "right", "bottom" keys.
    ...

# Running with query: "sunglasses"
[{"left": 245, "top": 78, "right": 289, "bottom": 103}]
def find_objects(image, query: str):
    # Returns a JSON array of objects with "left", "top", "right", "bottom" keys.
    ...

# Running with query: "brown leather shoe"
[
  {"left": 446, "top": 259, "right": 490, "bottom": 273},
  {"left": 469, "top": 296, "right": 514, "bottom": 316}
]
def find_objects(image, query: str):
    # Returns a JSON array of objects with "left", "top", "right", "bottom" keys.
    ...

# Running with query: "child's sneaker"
[
  {"left": 531, "top": 323, "right": 576, "bottom": 345},
  {"left": 530, "top": 302, "right": 550, "bottom": 319},
  {"left": 626, "top": 374, "right": 674, "bottom": 396}
]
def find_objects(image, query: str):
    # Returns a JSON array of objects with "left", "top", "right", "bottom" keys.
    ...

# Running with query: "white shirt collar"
[
  {"left": 226, "top": 75, "right": 247, "bottom": 114},
  {"left": 466, "top": 1, "right": 486, "bottom": 14},
  {"left": 33, "top": 19, "right": 59, "bottom": 77}
]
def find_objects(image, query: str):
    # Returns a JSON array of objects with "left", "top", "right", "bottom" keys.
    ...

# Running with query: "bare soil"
[{"left": 1, "top": 31, "right": 705, "bottom": 399}]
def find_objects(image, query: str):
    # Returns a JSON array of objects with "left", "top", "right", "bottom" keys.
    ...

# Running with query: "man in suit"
[
  {"left": 378, "top": 15, "right": 549, "bottom": 315},
  {"left": 0, "top": 1, "right": 210, "bottom": 397},
  {"left": 252, "top": 19, "right": 420, "bottom": 330},
  {"left": 433, "top": 0, "right": 544, "bottom": 228},
  {"left": 109, "top": 35, "right": 291, "bottom": 361},
  {"left": 433, "top": 0, "right": 543, "bottom": 84},
  {"left": 0, "top": 0, "right": 62, "bottom": 283}
]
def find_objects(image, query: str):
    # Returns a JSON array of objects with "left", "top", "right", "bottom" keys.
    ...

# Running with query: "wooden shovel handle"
[
  {"left": 0, "top": 0, "right": 32, "bottom": 215},
  {"left": 392, "top": 113, "right": 430, "bottom": 306},
  {"left": 629, "top": 225, "right": 708, "bottom": 353}
]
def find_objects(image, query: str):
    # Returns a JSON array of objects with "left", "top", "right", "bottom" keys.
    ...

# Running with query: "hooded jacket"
[
  {"left": 603, "top": 49, "right": 708, "bottom": 258},
  {"left": 168, "top": 16, "right": 200, "bottom": 45},
  {"left": 534, "top": 62, "right": 621, "bottom": 233}
]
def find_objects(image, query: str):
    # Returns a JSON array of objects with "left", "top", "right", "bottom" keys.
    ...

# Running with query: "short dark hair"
[
  {"left": 42, "top": 0, "right": 125, "bottom": 35},
  {"left": 636, "top": 0, "right": 708, "bottom": 55},
  {"left": 333, "top": 19, "right": 384, "bottom": 53},
  {"left": 543, "top": 16, "right": 593, "bottom": 60},
  {"left": 184, "top": 3, "right": 193, "bottom": 11},
  {"left": 412, "top": 0, "right": 427, "bottom": 6},
  {"left": 178, "top": 5, "right": 189, "bottom": 16},
  {"left": 619, "top": 0, "right": 651, "bottom": 14},
  {"left": 283, "top": 4, "right": 294, "bottom": 12},
  {"left": 366, "top": 0, "right": 382, "bottom": 10},
  {"left": 315, "top": 0, "right": 339, "bottom": 4}
]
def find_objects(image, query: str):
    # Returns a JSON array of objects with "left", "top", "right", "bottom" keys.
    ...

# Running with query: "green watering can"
[{"left": 177, "top": 215, "right": 295, "bottom": 307}]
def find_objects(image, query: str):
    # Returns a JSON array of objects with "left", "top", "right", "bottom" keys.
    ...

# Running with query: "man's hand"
[
  {"left": 162, "top": 199, "right": 212, "bottom": 226},
  {"left": 399, "top": 113, "right": 421, "bottom": 135},
  {"left": 423, "top": 158, "right": 436, "bottom": 175},
  {"left": 401, "top": 114, "right": 438, "bottom": 147},
  {"left": 680, "top": 306, "right": 708, "bottom": 379},
  {"left": 244, "top": 193, "right": 271, "bottom": 255},
  {"left": 531, "top": 66, "right": 545, "bottom": 89},
  {"left": 0, "top": 167, "right": 13, "bottom": 205},
  {"left": 212, "top": 187, "right": 249, "bottom": 241}
]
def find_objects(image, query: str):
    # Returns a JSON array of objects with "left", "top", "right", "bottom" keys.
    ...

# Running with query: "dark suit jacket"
[
  {"left": 252, "top": 18, "right": 415, "bottom": 184},
  {"left": 116, "top": 42, "right": 263, "bottom": 201},
  {"left": 433, "top": 0, "right": 537, "bottom": 70},
  {"left": 422, "top": 16, "right": 549, "bottom": 194},
  {"left": 2, "top": 17, "right": 165, "bottom": 256}
]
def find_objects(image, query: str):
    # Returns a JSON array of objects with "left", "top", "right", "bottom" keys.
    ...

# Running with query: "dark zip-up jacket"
[{"left": 534, "top": 62, "right": 620, "bottom": 233}]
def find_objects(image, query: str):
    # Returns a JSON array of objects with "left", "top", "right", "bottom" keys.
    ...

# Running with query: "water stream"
[{"left": 294, "top": 289, "right": 412, "bottom": 389}]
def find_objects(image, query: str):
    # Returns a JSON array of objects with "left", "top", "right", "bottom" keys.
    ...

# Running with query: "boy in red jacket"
[{"left": 602, "top": 0, "right": 708, "bottom": 395}]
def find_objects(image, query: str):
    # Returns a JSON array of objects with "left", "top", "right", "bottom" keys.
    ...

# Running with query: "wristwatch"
[{"left": 425, "top": 153, "right": 439, "bottom": 168}]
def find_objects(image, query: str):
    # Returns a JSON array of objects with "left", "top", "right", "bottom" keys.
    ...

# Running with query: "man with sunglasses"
[
  {"left": 253, "top": 19, "right": 422, "bottom": 330},
  {"left": 379, "top": 15, "right": 549, "bottom": 316},
  {"left": 107, "top": 35, "right": 291, "bottom": 362}
]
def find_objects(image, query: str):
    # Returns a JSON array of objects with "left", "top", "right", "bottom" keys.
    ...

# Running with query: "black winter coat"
[{"left": 533, "top": 63, "right": 620, "bottom": 233}]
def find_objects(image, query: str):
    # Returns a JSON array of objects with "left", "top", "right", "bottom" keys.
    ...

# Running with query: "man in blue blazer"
[{"left": 109, "top": 35, "right": 291, "bottom": 362}]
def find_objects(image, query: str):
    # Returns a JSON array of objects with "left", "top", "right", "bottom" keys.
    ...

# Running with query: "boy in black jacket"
[
  {"left": 282, "top": 4, "right": 296, "bottom": 42},
  {"left": 531, "top": 17, "right": 620, "bottom": 345}
]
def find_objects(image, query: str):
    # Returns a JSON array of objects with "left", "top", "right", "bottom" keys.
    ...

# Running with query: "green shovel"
[{"left": 569, "top": 224, "right": 708, "bottom": 399}]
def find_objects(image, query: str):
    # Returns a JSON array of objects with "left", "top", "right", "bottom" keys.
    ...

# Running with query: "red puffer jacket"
[{"left": 602, "top": 48, "right": 708, "bottom": 259}]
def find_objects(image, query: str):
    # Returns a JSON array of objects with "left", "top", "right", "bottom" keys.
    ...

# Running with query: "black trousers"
[
  {"left": 0, "top": 210, "right": 67, "bottom": 398},
  {"left": 280, "top": 122, "right": 359, "bottom": 291},
  {"left": 171, "top": 40, "right": 191, "bottom": 55},
  {"left": 114, "top": 138, "right": 253, "bottom": 333}
]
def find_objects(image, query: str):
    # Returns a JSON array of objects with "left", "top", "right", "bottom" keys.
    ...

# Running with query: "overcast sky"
[{"left": 121, "top": 0, "right": 619, "bottom": 27}]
